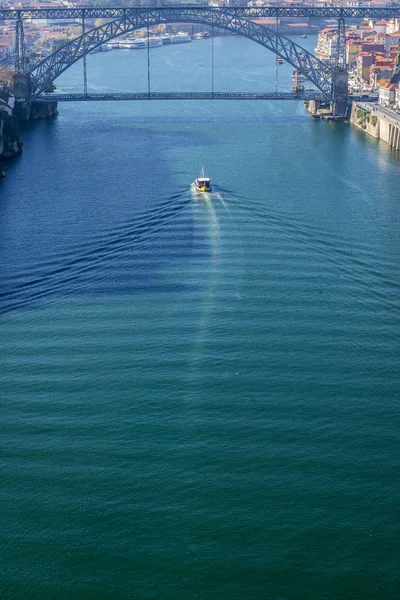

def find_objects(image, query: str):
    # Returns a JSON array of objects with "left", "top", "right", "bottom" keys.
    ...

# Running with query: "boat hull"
[
  {"left": 194, "top": 182, "right": 211, "bottom": 192},
  {"left": 192, "top": 182, "right": 212, "bottom": 194}
]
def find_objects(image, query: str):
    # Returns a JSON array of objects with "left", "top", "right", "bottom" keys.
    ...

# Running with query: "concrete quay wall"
[
  {"left": 350, "top": 102, "right": 400, "bottom": 150},
  {"left": 379, "top": 115, "right": 400, "bottom": 150}
]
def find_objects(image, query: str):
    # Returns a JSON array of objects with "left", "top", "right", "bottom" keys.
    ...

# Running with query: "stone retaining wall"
[{"left": 350, "top": 102, "right": 400, "bottom": 150}]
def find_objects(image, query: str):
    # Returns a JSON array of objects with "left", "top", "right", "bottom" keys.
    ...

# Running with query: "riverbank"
[
  {"left": 0, "top": 100, "right": 58, "bottom": 174},
  {"left": 13, "top": 99, "right": 59, "bottom": 122}
]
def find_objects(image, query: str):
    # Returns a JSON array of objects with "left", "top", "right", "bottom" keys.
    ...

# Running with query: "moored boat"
[
  {"left": 171, "top": 33, "right": 191, "bottom": 44},
  {"left": 130, "top": 37, "right": 163, "bottom": 49},
  {"left": 147, "top": 37, "right": 163, "bottom": 48},
  {"left": 130, "top": 39, "right": 146, "bottom": 49},
  {"left": 194, "top": 168, "right": 212, "bottom": 192}
]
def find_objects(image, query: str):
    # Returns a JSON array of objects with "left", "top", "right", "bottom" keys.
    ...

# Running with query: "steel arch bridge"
[{"left": 25, "top": 8, "right": 337, "bottom": 104}]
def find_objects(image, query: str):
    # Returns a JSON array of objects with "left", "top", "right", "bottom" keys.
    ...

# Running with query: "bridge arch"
[{"left": 27, "top": 8, "right": 335, "bottom": 103}]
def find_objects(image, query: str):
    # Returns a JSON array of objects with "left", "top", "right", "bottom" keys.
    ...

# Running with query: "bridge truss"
[
  {"left": 2, "top": 6, "right": 400, "bottom": 21},
  {"left": 24, "top": 8, "right": 336, "bottom": 103}
]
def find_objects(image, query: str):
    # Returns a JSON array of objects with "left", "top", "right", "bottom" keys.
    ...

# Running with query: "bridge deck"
[
  {"left": 37, "top": 92, "right": 324, "bottom": 102},
  {"left": 2, "top": 6, "right": 400, "bottom": 20}
]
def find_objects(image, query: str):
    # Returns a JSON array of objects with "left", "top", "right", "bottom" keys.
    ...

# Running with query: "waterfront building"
[
  {"left": 368, "top": 20, "right": 388, "bottom": 34},
  {"left": 315, "top": 27, "right": 338, "bottom": 61},
  {"left": 355, "top": 22, "right": 374, "bottom": 37},
  {"left": 209, "top": 0, "right": 230, "bottom": 6},
  {"left": 361, "top": 42, "right": 385, "bottom": 65},
  {"left": 378, "top": 81, "right": 397, "bottom": 106},
  {"left": 387, "top": 18, "right": 400, "bottom": 35},
  {"left": 396, "top": 85, "right": 400, "bottom": 108},
  {"left": 251, "top": 17, "right": 314, "bottom": 36},
  {"left": 371, "top": 59, "right": 395, "bottom": 89},
  {"left": 360, "top": 30, "right": 377, "bottom": 42},
  {"left": 385, "top": 31, "right": 400, "bottom": 52},
  {"left": 374, "top": 32, "right": 387, "bottom": 46},
  {"left": 356, "top": 52, "right": 376, "bottom": 83},
  {"left": 0, "top": 25, "right": 13, "bottom": 64},
  {"left": 0, "top": 41, "right": 12, "bottom": 62},
  {"left": 346, "top": 39, "right": 363, "bottom": 67}
]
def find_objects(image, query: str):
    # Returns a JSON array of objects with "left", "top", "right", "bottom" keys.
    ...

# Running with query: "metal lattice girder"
[
  {"left": 2, "top": 6, "right": 400, "bottom": 21},
  {"left": 27, "top": 8, "right": 335, "bottom": 103}
]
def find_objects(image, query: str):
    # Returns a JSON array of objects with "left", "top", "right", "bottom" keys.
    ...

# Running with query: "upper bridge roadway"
[{"left": 2, "top": 5, "right": 400, "bottom": 20}]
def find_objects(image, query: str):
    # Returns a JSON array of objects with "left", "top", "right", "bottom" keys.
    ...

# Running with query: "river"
[{"left": 0, "top": 35, "right": 399, "bottom": 599}]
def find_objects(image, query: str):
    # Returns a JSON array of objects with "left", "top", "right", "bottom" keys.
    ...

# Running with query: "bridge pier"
[
  {"left": 308, "top": 99, "right": 321, "bottom": 115},
  {"left": 12, "top": 73, "right": 58, "bottom": 121},
  {"left": 331, "top": 69, "right": 349, "bottom": 119},
  {"left": 12, "top": 73, "right": 30, "bottom": 120},
  {"left": 13, "top": 73, "right": 29, "bottom": 101}
]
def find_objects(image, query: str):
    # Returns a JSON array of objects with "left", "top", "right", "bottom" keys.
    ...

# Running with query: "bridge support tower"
[
  {"left": 13, "top": 13, "right": 31, "bottom": 117},
  {"left": 331, "top": 69, "right": 349, "bottom": 119},
  {"left": 337, "top": 17, "right": 346, "bottom": 69},
  {"left": 14, "top": 14, "right": 26, "bottom": 75},
  {"left": 12, "top": 73, "right": 31, "bottom": 119},
  {"left": 331, "top": 16, "right": 348, "bottom": 118}
]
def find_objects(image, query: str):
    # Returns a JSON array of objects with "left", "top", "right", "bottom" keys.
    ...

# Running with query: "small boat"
[
  {"left": 299, "top": 34, "right": 307, "bottom": 39},
  {"left": 276, "top": 56, "right": 284, "bottom": 65},
  {"left": 194, "top": 167, "right": 211, "bottom": 192}
]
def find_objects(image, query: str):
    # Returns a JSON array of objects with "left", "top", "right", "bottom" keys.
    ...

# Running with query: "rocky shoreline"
[
  {"left": 0, "top": 101, "right": 58, "bottom": 173},
  {"left": 0, "top": 111, "right": 23, "bottom": 159}
]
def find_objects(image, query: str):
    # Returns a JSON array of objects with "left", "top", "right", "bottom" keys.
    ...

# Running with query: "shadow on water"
[{"left": 0, "top": 189, "right": 204, "bottom": 314}]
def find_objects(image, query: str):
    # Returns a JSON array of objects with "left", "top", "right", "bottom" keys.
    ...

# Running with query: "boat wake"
[
  {"left": 212, "top": 191, "right": 231, "bottom": 216},
  {"left": 0, "top": 191, "right": 189, "bottom": 314},
  {"left": 185, "top": 186, "right": 222, "bottom": 389}
]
